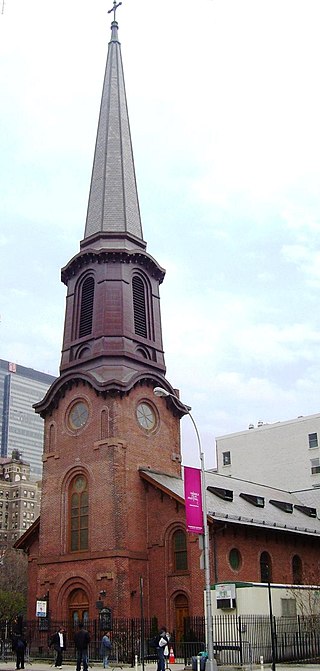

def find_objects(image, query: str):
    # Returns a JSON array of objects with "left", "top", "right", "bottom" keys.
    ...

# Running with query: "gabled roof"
[
  {"left": 140, "top": 469, "right": 320, "bottom": 537},
  {"left": 14, "top": 516, "right": 40, "bottom": 551}
]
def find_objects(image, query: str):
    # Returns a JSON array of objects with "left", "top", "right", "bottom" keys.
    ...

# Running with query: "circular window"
[
  {"left": 229, "top": 548, "right": 242, "bottom": 571},
  {"left": 68, "top": 401, "right": 89, "bottom": 430},
  {"left": 136, "top": 402, "right": 157, "bottom": 431}
]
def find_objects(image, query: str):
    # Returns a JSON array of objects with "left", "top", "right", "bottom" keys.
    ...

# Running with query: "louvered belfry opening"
[
  {"left": 79, "top": 277, "right": 95, "bottom": 338},
  {"left": 132, "top": 276, "right": 147, "bottom": 338}
]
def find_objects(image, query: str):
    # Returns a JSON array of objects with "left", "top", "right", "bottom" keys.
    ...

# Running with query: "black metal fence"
[
  {"left": 1, "top": 614, "right": 320, "bottom": 666},
  {"left": 186, "top": 615, "right": 320, "bottom": 666}
]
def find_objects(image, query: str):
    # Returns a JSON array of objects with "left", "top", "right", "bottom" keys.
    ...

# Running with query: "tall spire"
[{"left": 84, "top": 10, "right": 144, "bottom": 244}]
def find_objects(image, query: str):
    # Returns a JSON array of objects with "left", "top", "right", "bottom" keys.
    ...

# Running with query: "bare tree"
[
  {"left": 0, "top": 548, "right": 27, "bottom": 595},
  {"left": 0, "top": 548, "right": 27, "bottom": 619},
  {"left": 287, "top": 561, "right": 320, "bottom": 618}
]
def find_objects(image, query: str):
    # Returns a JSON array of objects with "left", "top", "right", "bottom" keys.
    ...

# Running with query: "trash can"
[{"left": 192, "top": 656, "right": 207, "bottom": 671}]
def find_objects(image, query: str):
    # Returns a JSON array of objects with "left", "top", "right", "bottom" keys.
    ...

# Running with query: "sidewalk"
[
  {"left": 1, "top": 663, "right": 320, "bottom": 671},
  {"left": 3, "top": 666, "right": 173, "bottom": 671}
]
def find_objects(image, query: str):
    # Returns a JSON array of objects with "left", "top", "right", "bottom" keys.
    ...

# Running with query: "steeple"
[
  {"left": 84, "top": 12, "right": 144, "bottom": 250},
  {"left": 35, "top": 9, "right": 175, "bottom": 416}
]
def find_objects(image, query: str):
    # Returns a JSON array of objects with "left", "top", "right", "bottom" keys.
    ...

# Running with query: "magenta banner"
[{"left": 184, "top": 466, "right": 204, "bottom": 534}]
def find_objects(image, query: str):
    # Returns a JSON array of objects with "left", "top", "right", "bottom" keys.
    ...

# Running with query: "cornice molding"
[{"left": 61, "top": 248, "right": 165, "bottom": 284}]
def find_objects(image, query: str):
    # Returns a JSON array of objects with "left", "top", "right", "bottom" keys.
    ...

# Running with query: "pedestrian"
[
  {"left": 163, "top": 632, "right": 171, "bottom": 667},
  {"left": 100, "top": 631, "right": 112, "bottom": 668},
  {"left": 156, "top": 628, "right": 169, "bottom": 671},
  {"left": 49, "top": 626, "right": 67, "bottom": 669},
  {"left": 12, "top": 631, "right": 27, "bottom": 670},
  {"left": 74, "top": 622, "right": 90, "bottom": 671}
]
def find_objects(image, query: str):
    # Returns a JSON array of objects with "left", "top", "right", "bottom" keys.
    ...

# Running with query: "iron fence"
[
  {"left": 187, "top": 614, "right": 320, "bottom": 666},
  {"left": 1, "top": 614, "right": 320, "bottom": 666}
]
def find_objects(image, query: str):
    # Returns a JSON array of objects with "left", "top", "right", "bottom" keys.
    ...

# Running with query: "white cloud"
[{"left": 2, "top": 0, "right": 320, "bottom": 469}]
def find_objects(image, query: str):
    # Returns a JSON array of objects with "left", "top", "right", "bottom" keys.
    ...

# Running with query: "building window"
[
  {"left": 309, "top": 433, "right": 318, "bottom": 449},
  {"left": 281, "top": 598, "right": 297, "bottom": 616},
  {"left": 292, "top": 555, "right": 303, "bottom": 584},
  {"left": 132, "top": 276, "right": 147, "bottom": 338},
  {"left": 310, "top": 458, "right": 320, "bottom": 474},
  {"left": 173, "top": 529, "right": 188, "bottom": 572},
  {"left": 222, "top": 451, "right": 231, "bottom": 466},
  {"left": 229, "top": 548, "right": 242, "bottom": 571},
  {"left": 260, "top": 551, "right": 272, "bottom": 582},
  {"left": 69, "top": 476, "right": 88, "bottom": 552},
  {"left": 79, "top": 277, "right": 95, "bottom": 338}
]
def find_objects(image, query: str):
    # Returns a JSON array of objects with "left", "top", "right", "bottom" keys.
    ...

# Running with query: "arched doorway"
[
  {"left": 68, "top": 588, "right": 89, "bottom": 625},
  {"left": 174, "top": 594, "right": 189, "bottom": 641}
]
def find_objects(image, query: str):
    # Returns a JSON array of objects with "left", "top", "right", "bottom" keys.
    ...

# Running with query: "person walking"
[
  {"left": 156, "top": 628, "right": 170, "bottom": 671},
  {"left": 100, "top": 631, "right": 112, "bottom": 668},
  {"left": 74, "top": 622, "right": 90, "bottom": 671},
  {"left": 50, "top": 627, "right": 66, "bottom": 669}
]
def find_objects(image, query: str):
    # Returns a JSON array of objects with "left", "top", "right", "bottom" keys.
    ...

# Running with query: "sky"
[{"left": 1, "top": 0, "right": 320, "bottom": 469}]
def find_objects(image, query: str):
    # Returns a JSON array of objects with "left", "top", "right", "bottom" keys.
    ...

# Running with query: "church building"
[
  {"left": 17, "top": 8, "right": 201, "bottom": 631},
  {"left": 17, "top": 5, "right": 320, "bottom": 640}
]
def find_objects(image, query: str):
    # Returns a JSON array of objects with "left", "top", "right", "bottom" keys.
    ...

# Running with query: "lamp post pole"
[
  {"left": 153, "top": 387, "right": 215, "bottom": 671},
  {"left": 267, "top": 568, "right": 276, "bottom": 671}
]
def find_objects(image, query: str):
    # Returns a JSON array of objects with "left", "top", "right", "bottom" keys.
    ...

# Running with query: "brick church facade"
[{"left": 17, "top": 8, "right": 320, "bottom": 637}]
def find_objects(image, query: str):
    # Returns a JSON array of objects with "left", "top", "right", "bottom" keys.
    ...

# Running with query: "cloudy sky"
[{"left": 1, "top": 0, "right": 320, "bottom": 469}]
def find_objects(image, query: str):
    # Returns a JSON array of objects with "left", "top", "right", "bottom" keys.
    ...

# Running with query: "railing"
[
  {"left": 187, "top": 614, "right": 320, "bottom": 666},
  {"left": 1, "top": 614, "right": 320, "bottom": 666}
]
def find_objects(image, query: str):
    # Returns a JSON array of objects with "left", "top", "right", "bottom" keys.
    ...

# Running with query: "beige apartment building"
[
  {"left": 215, "top": 412, "right": 320, "bottom": 491},
  {"left": 0, "top": 451, "right": 41, "bottom": 551}
]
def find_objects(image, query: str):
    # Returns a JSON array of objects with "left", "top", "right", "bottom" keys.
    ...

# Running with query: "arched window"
[
  {"left": 292, "top": 555, "right": 303, "bottom": 584},
  {"left": 132, "top": 276, "right": 147, "bottom": 338},
  {"left": 69, "top": 475, "right": 88, "bottom": 552},
  {"left": 260, "top": 551, "right": 272, "bottom": 582},
  {"left": 173, "top": 529, "right": 188, "bottom": 572},
  {"left": 79, "top": 277, "right": 95, "bottom": 338}
]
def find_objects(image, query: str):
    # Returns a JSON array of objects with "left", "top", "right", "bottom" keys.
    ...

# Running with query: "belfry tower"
[{"left": 31, "top": 8, "right": 187, "bottom": 621}]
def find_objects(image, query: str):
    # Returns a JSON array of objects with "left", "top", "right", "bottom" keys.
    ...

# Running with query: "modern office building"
[{"left": 0, "top": 359, "right": 56, "bottom": 480}]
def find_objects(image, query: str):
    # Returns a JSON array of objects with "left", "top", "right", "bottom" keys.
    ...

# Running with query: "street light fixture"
[{"left": 153, "top": 386, "right": 215, "bottom": 671}]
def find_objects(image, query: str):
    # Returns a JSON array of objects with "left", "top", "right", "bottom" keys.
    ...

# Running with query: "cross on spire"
[{"left": 108, "top": 0, "right": 122, "bottom": 22}]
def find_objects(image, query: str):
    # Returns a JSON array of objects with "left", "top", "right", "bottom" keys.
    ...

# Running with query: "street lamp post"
[
  {"left": 266, "top": 568, "right": 276, "bottom": 671},
  {"left": 153, "top": 387, "right": 215, "bottom": 671}
]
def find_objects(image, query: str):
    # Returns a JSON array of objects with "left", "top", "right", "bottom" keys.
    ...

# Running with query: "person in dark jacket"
[
  {"left": 74, "top": 622, "right": 90, "bottom": 671},
  {"left": 12, "top": 632, "right": 27, "bottom": 670},
  {"left": 49, "top": 627, "right": 67, "bottom": 668}
]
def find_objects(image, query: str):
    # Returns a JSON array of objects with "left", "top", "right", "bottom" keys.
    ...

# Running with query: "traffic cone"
[{"left": 169, "top": 647, "right": 175, "bottom": 664}]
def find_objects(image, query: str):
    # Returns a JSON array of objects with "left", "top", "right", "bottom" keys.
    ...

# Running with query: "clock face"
[
  {"left": 136, "top": 402, "right": 156, "bottom": 430},
  {"left": 68, "top": 401, "right": 89, "bottom": 430}
]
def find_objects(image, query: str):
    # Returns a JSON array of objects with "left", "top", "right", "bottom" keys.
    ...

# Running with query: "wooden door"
[
  {"left": 68, "top": 588, "right": 89, "bottom": 625},
  {"left": 174, "top": 594, "right": 189, "bottom": 641}
]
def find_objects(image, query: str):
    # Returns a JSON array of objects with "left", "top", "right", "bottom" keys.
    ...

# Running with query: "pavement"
[{"left": 0, "top": 663, "right": 319, "bottom": 671}]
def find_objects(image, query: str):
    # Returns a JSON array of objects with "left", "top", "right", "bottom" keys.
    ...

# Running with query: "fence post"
[
  {"left": 297, "top": 615, "right": 301, "bottom": 661},
  {"left": 238, "top": 615, "right": 243, "bottom": 666}
]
